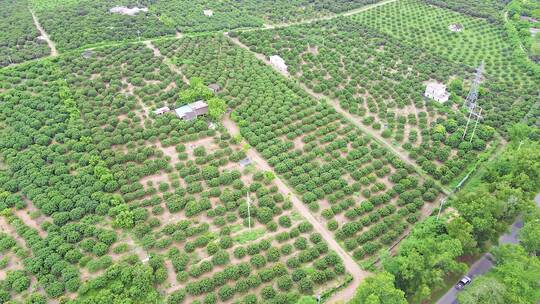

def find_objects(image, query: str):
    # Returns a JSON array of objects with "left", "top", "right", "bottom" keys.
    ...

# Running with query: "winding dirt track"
[
  {"left": 223, "top": 116, "right": 371, "bottom": 303},
  {"left": 30, "top": 9, "right": 58, "bottom": 56}
]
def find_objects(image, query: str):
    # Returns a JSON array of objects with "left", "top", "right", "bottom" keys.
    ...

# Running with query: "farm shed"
[
  {"left": 239, "top": 157, "right": 252, "bottom": 167},
  {"left": 203, "top": 9, "right": 213, "bottom": 17},
  {"left": 424, "top": 82, "right": 450, "bottom": 103},
  {"left": 269, "top": 55, "right": 288, "bottom": 73},
  {"left": 208, "top": 83, "right": 221, "bottom": 93},
  {"left": 448, "top": 23, "right": 463, "bottom": 32},
  {"left": 174, "top": 101, "right": 208, "bottom": 120},
  {"left": 82, "top": 50, "right": 94, "bottom": 59},
  {"left": 153, "top": 106, "right": 170, "bottom": 115}
]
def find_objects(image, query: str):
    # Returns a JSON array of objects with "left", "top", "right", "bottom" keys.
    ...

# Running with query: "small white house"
[
  {"left": 153, "top": 106, "right": 170, "bottom": 115},
  {"left": 448, "top": 23, "right": 463, "bottom": 32},
  {"left": 424, "top": 82, "right": 450, "bottom": 103},
  {"left": 109, "top": 6, "right": 148, "bottom": 16},
  {"left": 269, "top": 55, "right": 288, "bottom": 73},
  {"left": 203, "top": 9, "right": 213, "bottom": 17},
  {"left": 208, "top": 83, "right": 221, "bottom": 93}
]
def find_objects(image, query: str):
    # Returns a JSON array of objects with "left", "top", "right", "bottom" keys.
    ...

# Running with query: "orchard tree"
[
  {"left": 457, "top": 276, "right": 506, "bottom": 304},
  {"left": 383, "top": 218, "right": 466, "bottom": 299},
  {"left": 208, "top": 98, "right": 226, "bottom": 121},
  {"left": 350, "top": 272, "right": 407, "bottom": 304}
]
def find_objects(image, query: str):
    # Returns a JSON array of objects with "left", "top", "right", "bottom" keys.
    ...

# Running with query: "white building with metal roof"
[
  {"left": 269, "top": 55, "right": 288, "bottom": 74},
  {"left": 424, "top": 82, "right": 450, "bottom": 103}
]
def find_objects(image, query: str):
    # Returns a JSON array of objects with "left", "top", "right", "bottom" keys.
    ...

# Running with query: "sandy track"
[
  {"left": 241, "top": 0, "right": 399, "bottom": 32},
  {"left": 30, "top": 9, "right": 58, "bottom": 56},
  {"left": 225, "top": 33, "right": 451, "bottom": 196},
  {"left": 223, "top": 115, "right": 370, "bottom": 303}
]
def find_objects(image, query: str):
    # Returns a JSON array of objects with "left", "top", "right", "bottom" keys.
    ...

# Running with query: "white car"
[{"left": 455, "top": 276, "right": 472, "bottom": 290}]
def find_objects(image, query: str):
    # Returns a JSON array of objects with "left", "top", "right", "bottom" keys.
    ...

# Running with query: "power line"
[{"left": 246, "top": 192, "right": 251, "bottom": 230}]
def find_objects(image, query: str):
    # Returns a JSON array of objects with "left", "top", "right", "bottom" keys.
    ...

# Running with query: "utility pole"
[
  {"left": 437, "top": 198, "right": 446, "bottom": 220},
  {"left": 246, "top": 193, "right": 251, "bottom": 230},
  {"left": 137, "top": 30, "right": 141, "bottom": 42}
]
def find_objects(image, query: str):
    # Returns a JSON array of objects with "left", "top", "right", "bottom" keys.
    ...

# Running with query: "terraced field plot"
[
  {"left": 156, "top": 35, "right": 441, "bottom": 266},
  {"left": 0, "top": 0, "right": 50, "bottom": 67},
  {"left": 236, "top": 18, "right": 497, "bottom": 186}
]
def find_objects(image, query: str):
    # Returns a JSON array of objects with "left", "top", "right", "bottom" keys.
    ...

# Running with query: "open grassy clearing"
[{"left": 0, "top": 0, "right": 50, "bottom": 67}]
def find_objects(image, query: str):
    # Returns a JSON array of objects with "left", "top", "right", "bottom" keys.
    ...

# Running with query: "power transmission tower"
[
  {"left": 464, "top": 62, "right": 484, "bottom": 110},
  {"left": 462, "top": 62, "right": 484, "bottom": 140}
]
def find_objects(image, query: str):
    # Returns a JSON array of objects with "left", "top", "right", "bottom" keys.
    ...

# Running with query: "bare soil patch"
[{"left": 109, "top": 6, "right": 148, "bottom": 16}]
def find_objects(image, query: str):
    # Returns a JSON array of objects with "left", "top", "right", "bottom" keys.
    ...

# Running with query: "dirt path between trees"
[
  {"left": 242, "top": 0, "right": 399, "bottom": 32},
  {"left": 144, "top": 40, "right": 190, "bottom": 85},
  {"left": 30, "top": 9, "right": 58, "bottom": 56},
  {"left": 225, "top": 33, "right": 451, "bottom": 196},
  {"left": 222, "top": 115, "right": 371, "bottom": 303}
]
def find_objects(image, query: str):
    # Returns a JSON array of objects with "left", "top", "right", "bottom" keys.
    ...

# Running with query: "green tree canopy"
[{"left": 350, "top": 271, "right": 407, "bottom": 304}]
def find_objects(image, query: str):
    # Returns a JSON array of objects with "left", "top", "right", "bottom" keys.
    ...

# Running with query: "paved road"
[{"left": 436, "top": 193, "right": 540, "bottom": 304}]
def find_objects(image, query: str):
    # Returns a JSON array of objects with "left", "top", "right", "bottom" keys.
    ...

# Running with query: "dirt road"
[
  {"left": 225, "top": 33, "right": 450, "bottom": 195},
  {"left": 242, "top": 0, "right": 399, "bottom": 32},
  {"left": 30, "top": 9, "right": 58, "bottom": 56},
  {"left": 144, "top": 41, "right": 190, "bottom": 85},
  {"left": 223, "top": 115, "right": 370, "bottom": 303}
]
